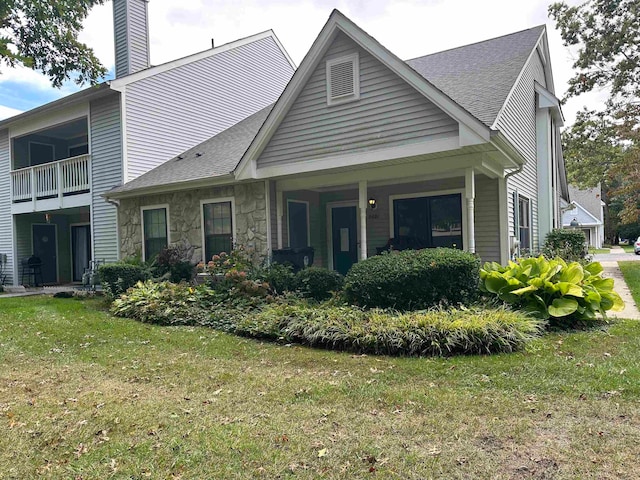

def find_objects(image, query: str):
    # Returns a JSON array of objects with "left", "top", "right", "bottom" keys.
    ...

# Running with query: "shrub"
[
  {"left": 344, "top": 248, "right": 480, "bottom": 310},
  {"left": 262, "top": 262, "right": 296, "bottom": 294},
  {"left": 479, "top": 256, "right": 624, "bottom": 322},
  {"left": 154, "top": 242, "right": 196, "bottom": 283},
  {"left": 98, "top": 263, "right": 150, "bottom": 299},
  {"left": 235, "top": 304, "right": 542, "bottom": 356},
  {"left": 542, "top": 229, "right": 587, "bottom": 262},
  {"left": 295, "top": 267, "right": 343, "bottom": 301},
  {"left": 111, "top": 280, "right": 224, "bottom": 325}
]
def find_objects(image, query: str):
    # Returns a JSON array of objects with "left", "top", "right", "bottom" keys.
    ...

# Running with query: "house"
[
  {"left": 562, "top": 185, "right": 605, "bottom": 248},
  {"left": 105, "top": 9, "right": 569, "bottom": 274},
  {"left": 0, "top": 0, "right": 295, "bottom": 286}
]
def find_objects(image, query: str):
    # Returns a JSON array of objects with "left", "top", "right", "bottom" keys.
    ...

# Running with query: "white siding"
[
  {"left": 258, "top": 32, "right": 459, "bottom": 168},
  {"left": 497, "top": 51, "right": 547, "bottom": 252},
  {"left": 124, "top": 36, "right": 293, "bottom": 181},
  {"left": 0, "top": 129, "right": 13, "bottom": 284},
  {"left": 90, "top": 94, "right": 123, "bottom": 263}
]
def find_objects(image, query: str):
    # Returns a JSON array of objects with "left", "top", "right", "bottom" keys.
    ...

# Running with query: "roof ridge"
[{"left": 404, "top": 24, "right": 545, "bottom": 62}]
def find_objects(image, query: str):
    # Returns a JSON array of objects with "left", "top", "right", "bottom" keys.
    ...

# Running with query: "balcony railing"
[{"left": 11, "top": 154, "right": 91, "bottom": 203}]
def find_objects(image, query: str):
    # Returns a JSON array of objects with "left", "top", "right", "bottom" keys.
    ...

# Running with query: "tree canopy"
[
  {"left": 0, "top": 0, "right": 106, "bottom": 88},
  {"left": 549, "top": 0, "right": 640, "bottom": 232}
]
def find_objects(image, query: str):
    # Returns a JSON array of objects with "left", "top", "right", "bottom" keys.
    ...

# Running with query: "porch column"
[
  {"left": 465, "top": 167, "right": 476, "bottom": 254},
  {"left": 358, "top": 180, "right": 368, "bottom": 260},
  {"left": 276, "top": 187, "right": 283, "bottom": 249}
]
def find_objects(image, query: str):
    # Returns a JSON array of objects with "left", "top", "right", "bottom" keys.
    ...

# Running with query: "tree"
[
  {"left": 0, "top": 0, "right": 106, "bottom": 88},
  {"left": 549, "top": 0, "right": 640, "bottom": 232}
]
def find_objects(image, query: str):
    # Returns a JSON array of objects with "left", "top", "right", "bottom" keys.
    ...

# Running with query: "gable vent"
[{"left": 326, "top": 53, "right": 360, "bottom": 105}]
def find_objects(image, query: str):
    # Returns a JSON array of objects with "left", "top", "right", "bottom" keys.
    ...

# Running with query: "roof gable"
[
  {"left": 562, "top": 201, "right": 602, "bottom": 227},
  {"left": 256, "top": 31, "right": 460, "bottom": 168},
  {"left": 235, "top": 9, "right": 490, "bottom": 179},
  {"left": 406, "top": 25, "right": 545, "bottom": 127}
]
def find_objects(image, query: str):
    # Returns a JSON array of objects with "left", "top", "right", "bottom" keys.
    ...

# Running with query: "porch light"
[
  {"left": 570, "top": 218, "right": 579, "bottom": 228},
  {"left": 45, "top": 213, "right": 52, "bottom": 224},
  {"left": 368, "top": 197, "right": 377, "bottom": 209}
]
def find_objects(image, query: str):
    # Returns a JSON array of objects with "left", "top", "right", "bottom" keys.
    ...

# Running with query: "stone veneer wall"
[{"left": 118, "top": 182, "right": 268, "bottom": 263}]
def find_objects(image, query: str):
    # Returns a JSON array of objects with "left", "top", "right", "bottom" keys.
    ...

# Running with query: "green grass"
[
  {"left": 619, "top": 261, "right": 640, "bottom": 307},
  {"left": 2, "top": 297, "right": 640, "bottom": 478},
  {"left": 621, "top": 245, "right": 636, "bottom": 254},
  {"left": 589, "top": 247, "right": 611, "bottom": 254}
]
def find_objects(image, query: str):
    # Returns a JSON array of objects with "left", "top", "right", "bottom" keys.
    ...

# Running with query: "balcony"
[{"left": 10, "top": 154, "right": 91, "bottom": 213}]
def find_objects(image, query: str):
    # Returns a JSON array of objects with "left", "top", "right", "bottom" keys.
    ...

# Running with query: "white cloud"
[
  {"left": 0, "top": 105, "right": 23, "bottom": 121},
  {"left": 0, "top": 0, "right": 600, "bottom": 125}
]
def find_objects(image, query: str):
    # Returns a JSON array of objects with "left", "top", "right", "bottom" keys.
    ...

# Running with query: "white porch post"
[
  {"left": 358, "top": 180, "right": 368, "bottom": 260},
  {"left": 276, "top": 187, "right": 283, "bottom": 249},
  {"left": 465, "top": 167, "right": 476, "bottom": 254}
]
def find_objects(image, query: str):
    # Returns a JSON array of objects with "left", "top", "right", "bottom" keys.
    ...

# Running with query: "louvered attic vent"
[{"left": 326, "top": 53, "right": 360, "bottom": 105}]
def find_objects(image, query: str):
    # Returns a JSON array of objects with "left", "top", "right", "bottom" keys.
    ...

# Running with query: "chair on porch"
[{"left": 20, "top": 256, "right": 43, "bottom": 287}]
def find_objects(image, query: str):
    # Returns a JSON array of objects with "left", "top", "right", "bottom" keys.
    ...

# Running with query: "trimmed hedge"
[
  {"left": 235, "top": 304, "right": 542, "bottom": 356},
  {"left": 542, "top": 229, "right": 587, "bottom": 262},
  {"left": 295, "top": 267, "right": 343, "bottom": 301},
  {"left": 344, "top": 248, "right": 480, "bottom": 309},
  {"left": 98, "top": 263, "right": 149, "bottom": 299}
]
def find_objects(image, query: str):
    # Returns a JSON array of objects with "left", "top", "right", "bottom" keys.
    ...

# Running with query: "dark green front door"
[{"left": 331, "top": 206, "right": 358, "bottom": 275}]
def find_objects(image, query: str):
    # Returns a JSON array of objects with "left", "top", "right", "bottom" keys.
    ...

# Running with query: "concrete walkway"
[
  {"left": 600, "top": 261, "right": 640, "bottom": 320},
  {"left": 0, "top": 285, "right": 78, "bottom": 299}
]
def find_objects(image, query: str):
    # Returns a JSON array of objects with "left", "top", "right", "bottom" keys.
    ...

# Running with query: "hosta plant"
[{"left": 480, "top": 256, "right": 624, "bottom": 320}]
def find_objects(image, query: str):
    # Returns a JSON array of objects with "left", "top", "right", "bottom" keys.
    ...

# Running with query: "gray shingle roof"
[
  {"left": 405, "top": 25, "right": 545, "bottom": 126},
  {"left": 107, "top": 104, "right": 273, "bottom": 195},
  {"left": 109, "top": 25, "right": 545, "bottom": 196}
]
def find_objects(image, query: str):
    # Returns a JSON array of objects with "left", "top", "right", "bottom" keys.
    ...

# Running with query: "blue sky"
[{"left": 0, "top": 0, "right": 605, "bottom": 124}]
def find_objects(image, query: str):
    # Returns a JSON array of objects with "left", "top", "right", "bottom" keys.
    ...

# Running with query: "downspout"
[{"left": 105, "top": 197, "right": 121, "bottom": 260}]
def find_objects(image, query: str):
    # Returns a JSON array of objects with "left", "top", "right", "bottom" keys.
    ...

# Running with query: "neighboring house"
[
  {"left": 106, "top": 10, "right": 569, "bottom": 274},
  {"left": 562, "top": 185, "right": 605, "bottom": 248},
  {"left": 0, "top": 0, "right": 294, "bottom": 286}
]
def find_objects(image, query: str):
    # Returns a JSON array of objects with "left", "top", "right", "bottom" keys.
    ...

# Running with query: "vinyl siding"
[
  {"left": 90, "top": 94, "right": 123, "bottom": 263},
  {"left": 124, "top": 36, "right": 293, "bottom": 182},
  {"left": 496, "top": 50, "right": 546, "bottom": 252},
  {"left": 113, "top": 0, "right": 149, "bottom": 78},
  {"left": 257, "top": 32, "right": 459, "bottom": 168},
  {"left": 0, "top": 129, "right": 13, "bottom": 284},
  {"left": 474, "top": 175, "right": 501, "bottom": 262}
]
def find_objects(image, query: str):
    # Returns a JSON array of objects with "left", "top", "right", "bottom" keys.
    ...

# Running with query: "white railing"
[{"left": 10, "top": 154, "right": 91, "bottom": 203}]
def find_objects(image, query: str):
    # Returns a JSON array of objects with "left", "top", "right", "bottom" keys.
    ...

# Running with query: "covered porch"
[
  {"left": 13, "top": 206, "right": 92, "bottom": 285},
  {"left": 269, "top": 161, "right": 504, "bottom": 274}
]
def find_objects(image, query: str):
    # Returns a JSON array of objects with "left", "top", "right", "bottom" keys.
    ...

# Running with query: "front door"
[
  {"left": 331, "top": 205, "right": 358, "bottom": 275},
  {"left": 32, "top": 224, "right": 57, "bottom": 284},
  {"left": 71, "top": 225, "right": 91, "bottom": 282}
]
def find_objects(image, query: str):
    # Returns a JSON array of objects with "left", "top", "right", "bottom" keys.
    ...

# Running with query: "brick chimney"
[{"left": 113, "top": 0, "right": 150, "bottom": 78}]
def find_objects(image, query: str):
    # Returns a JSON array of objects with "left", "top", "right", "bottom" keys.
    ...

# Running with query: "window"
[
  {"left": 392, "top": 193, "right": 462, "bottom": 249},
  {"left": 287, "top": 200, "right": 309, "bottom": 248},
  {"left": 142, "top": 207, "right": 168, "bottom": 261},
  {"left": 203, "top": 200, "right": 233, "bottom": 261},
  {"left": 326, "top": 53, "right": 360, "bottom": 105},
  {"left": 518, "top": 196, "right": 531, "bottom": 251}
]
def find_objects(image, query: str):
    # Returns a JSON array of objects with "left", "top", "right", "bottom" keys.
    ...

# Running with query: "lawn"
[
  {"left": 619, "top": 261, "right": 640, "bottom": 308},
  {"left": 588, "top": 247, "right": 611, "bottom": 254},
  {"left": 1, "top": 297, "right": 640, "bottom": 479},
  {"left": 621, "top": 245, "right": 636, "bottom": 254}
]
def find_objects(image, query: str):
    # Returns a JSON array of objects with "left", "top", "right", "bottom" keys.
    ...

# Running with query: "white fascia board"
[
  {"left": 535, "top": 82, "right": 565, "bottom": 127},
  {"left": 489, "top": 131, "right": 527, "bottom": 169},
  {"left": 235, "top": 10, "right": 490, "bottom": 181},
  {"left": 103, "top": 173, "right": 235, "bottom": 200},
  {"left": 109, "top": 30, "right": 290, "bottom": 91},
  {"left": 9, "top": 102, "right": 90, "bottom": 139},
  {"left": 491, "top": 28, "right": 546, "bottom": 130}
]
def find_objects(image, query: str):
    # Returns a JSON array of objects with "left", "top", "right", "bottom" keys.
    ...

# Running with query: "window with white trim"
[
  {"left": 142, "top": 207, "right": 168, "bottom": 261},
  {"left": 203, "top": 201, "right": 233, "bottom": 261},
  {"left": 326, "top": 53, "right": 360, "bottom": 106}
]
